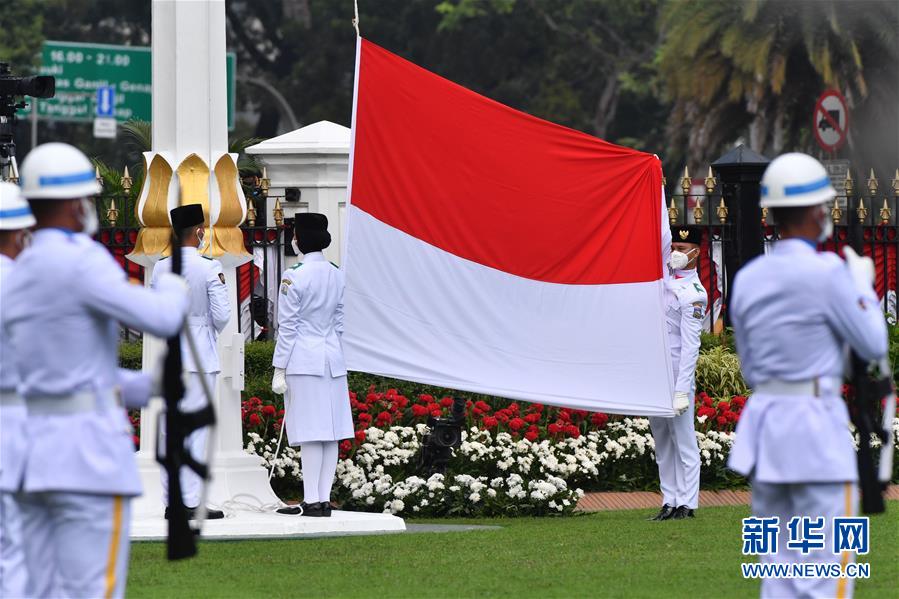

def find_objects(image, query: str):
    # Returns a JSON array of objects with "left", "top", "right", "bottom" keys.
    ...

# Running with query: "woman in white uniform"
[{"left": 272, "top": 213, "right": 353, "bottom": 517}]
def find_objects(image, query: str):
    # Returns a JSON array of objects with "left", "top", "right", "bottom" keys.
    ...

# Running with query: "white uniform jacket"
[
  {"left": 0, "top": 229, "right": 188, "bottom": 495},
  {"left": 728, "top": 239, "right": 888, "bottom": 483},
  {"left": 667, "top": 269, "right": 707, "bottom": 394},
  {"left": 0, "top": 254, "right": 27, "bottom": 492},
  {"left": 152, "top": 247, "right": 230, "bottom": 373},
  {"left": 273, "top": 251, "right": 346, "bottom": 376}
]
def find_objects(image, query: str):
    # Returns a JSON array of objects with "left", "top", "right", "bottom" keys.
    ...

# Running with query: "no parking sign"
[{"left": 813, "top": 89, "right": 849, "bottom": 153}]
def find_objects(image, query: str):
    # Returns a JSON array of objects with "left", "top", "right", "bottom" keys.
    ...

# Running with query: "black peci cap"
[
  {"left": 294, "top": 212, "right": 331, "bottom": 253},
  {"left": 170, "top": 204, "right": 205, "bottom": 231},
  {"left": 671, "top": 226, "right": 702, "bottom": 245}
]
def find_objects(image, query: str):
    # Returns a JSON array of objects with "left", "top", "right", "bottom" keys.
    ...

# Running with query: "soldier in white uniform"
[
  {"left": 0, "top": 143, "right": 189, "bottom": 598},
  {"left": 648, "top": 226, "right": 706, "bottom": 521},
  {"left": 272, "top": 213, "right": 354, "bottom": 517},
  {"left": 0, "top": 182, "right": 36, "bottom": 598},
  {"left": 153, "top": 204, "right": 230, "bottom": 520},
  {"left": 729, "top": 153, "right": 887, "bottom": 599}
]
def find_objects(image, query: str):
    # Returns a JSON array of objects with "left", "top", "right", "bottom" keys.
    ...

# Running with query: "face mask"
[
  {"left": 291, "top": 238, "right": 301, "bottom": 256},
  {"left": 79, "top": 198, "right": 99, "bottom": 237},
  {"left": 817, "top": 207, "right": 833, "bottom": 243},
  {"left": 669, "top": 248, "right": 697, "bottom": 270}
]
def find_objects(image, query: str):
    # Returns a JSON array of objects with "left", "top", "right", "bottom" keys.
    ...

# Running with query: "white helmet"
[
  {"left": 20, "top": 142, "right": 101, "bottom": 200},
  {"left": 0, "top": 181, "right": 36, "bottom": 230},
  {"left": 760, "top": 152, "right": 836, "bottom": 208}
]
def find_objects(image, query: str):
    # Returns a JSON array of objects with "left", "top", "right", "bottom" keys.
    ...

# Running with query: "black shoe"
[
  {"left": 164, "top": 506, "right": 225, "bottom": 520},
  {"left": 649, "top": 503, "right": 676, "bottom": 521},
  {"left": 276, "top": 505, "right": 303, "bottom": 515},
  {"left": 671, "top": 506, "right": 695, "bottom": 519},
  {"left": 319, "top": 501, "right": 332, "bottom": 517},
  {"left": 301, "top": 501, "right": 325, "bottom": 517}
]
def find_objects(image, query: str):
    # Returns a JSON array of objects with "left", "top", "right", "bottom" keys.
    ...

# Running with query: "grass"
[{"left": 128, "top": 503, "right": 898, "bottom": 598}]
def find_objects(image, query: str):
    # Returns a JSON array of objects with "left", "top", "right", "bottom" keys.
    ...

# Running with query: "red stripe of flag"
[{"left": 350, "top": 39, "right": 663, "bottom": 286}]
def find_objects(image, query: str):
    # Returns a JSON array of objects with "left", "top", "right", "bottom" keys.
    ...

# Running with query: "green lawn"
[{"left": 129, "top": 503, "right": 898, "bottom": 598}]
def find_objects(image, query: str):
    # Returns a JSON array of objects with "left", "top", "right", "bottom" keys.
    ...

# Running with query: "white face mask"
[
  {"left": 291, "top": 239, "right": 301, "bottom": 256},
  {"left": 79, "top": 198, "right": 99, "bottom": 237},
  {"left": 817, "top": 207, "right": 833, "bottom": 243},
  {"left": 669, "top": 248, "right": 697, "bottom": 271}
]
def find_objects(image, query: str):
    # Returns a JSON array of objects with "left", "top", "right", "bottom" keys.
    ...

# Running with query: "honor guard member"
[
  {"left": 153, "top": 204, "right": 230, "bottom": 520},
  {"left": 729, "top": 153, "right": 887, "bottom": 599},
  {"left": 271, "top": 213, "right": 353, "bottom": 517},
  {"left": 0, "top": 143, "right": 189, "bottom": 598},
  {"left": 648, "top": 226, "right": 706, "bottom": 521},
  {"left": 0, "top": 182, "right": 35, "bottom": 598}
]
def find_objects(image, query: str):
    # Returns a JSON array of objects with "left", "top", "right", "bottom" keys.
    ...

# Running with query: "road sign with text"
[{"left": 21, "top": 41, "right": 235, "bottom": 130}]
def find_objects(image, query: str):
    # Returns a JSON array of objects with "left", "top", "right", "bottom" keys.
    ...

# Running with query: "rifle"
[
  {"left": 847, "top": 214, "right": 896, "bottom": 515},
  {"left": 155, "top": 227, "right": 218, "bottom": 560}
]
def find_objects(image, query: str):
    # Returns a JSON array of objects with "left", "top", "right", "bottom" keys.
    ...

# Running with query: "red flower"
[
  {"left": 340, "top": 440, "right": 352, "bottom": 452},
  {"left": 717, "top": 401, "right": 730, "bottom": 412},
  {"left": 262, "top": 405, "right": 276, "bottom": 417},
  {"left": 482, "top": 416, "right": 499, "bottom": 429},
  {"left": 509, "top": 417, "right": 525, "bottom": 431},
  {"left": 475, "top": 401, "right": 491, "bottom": 413},
  {"left": 724, "top": 410, "right": 739, "bottom": 423},
  {"left": 525, "top": 428, "right": 539, "bottom": 442},
  {"left": 418, "top": 394, "right": 435, "bottom": 404},
  {"left": 532, "top": 403, "right": 545, "bottom": 412},
  {"left": 356, "top": 403, "right": 370, "bottom": 413},
  {"left": 411, "top": 404, "right": 430, "bottom": 417},
  {"left": 547, "top": 423, "right": 561, "bottom": 435},
  {"left": 716, "top": 416, "right": 727, "bottom": 427},
  {"left": 357, "top": 412, "right": 373, "bottom": 424},
  {"left": 495, "top": 410, "right": 510, "bottom": 423},
  {"left": 376, "top": 411, "right": 393, "bottom": 426},
  {"left": 132, "top": 435, "right": 140, "bottom": 448},
  {"left": 590, "top": 413, "right": 609, "bottom": 428},
  {"left": 248, "top": 413, "right": 262, "bottom": 427},
  {"left": 440, "top": 397, "right": 454, "bottom": 408},
  {"left": 430, "top": 408, "right": 442, "bottom": 418},
  {"left": 349, "top": 391, "right": 357, "bottom": 402},
  {"left": 558, "top": 410, "right": 571, "bottom": 422},
  {"left": 524, "top": 413, "right": 541, "bottom": 424},
  {"left": 355, "top": 430, "right": 366, "bottom": 443},
  {"left": 702, "top": 394, "right": 714, "bottom": 407},
  {"left": 730, "top": 396, "right": 746, "bottom": 408},
  {"left": 697, "top": 406, "right": 717, "bottom": 419},
  {"left": 564, "top": 424, "right": 580, "bottom": 437}
]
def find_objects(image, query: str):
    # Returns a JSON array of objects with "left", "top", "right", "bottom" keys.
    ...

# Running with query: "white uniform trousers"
[
  {"left": 752, "top": 480, "right": 858, "bottom": 599},
  {"left": 1, "top": 492, "right": 27, "bottom": 598},
  {"left": 160, "top": 372, "right": 216, "bottom": 508},
  {"left": 648, "top": 396, "right": 701, "bottom": 509},
  {"left": 17, "top": 491, "right": 131, "bottom": 599}
]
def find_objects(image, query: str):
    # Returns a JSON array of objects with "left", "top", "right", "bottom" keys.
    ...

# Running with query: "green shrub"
[
  {"left": 119, "top": 342, "right": 142, "bottom": 370},
  {"left": 695, "top": 346, "right": 750, "bottom": 398}
]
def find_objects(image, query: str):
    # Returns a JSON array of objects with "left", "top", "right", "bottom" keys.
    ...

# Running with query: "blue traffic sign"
[{"left": 96, "top": 86, "right": 115, "bottom": 117}]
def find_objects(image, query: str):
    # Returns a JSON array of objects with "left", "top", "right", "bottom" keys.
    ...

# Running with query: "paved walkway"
[{"left": 577, "top": 486, "right": 899, "bottom": 512}]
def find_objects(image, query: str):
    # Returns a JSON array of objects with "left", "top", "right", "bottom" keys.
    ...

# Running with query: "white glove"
[
  {"left": 842, "top": 247, "right": 875, "bottom": 294},
  {"left": 674, "top": 391, "right": 690, "bottom": 416},
  {"left": 272, "top": 367, "right": 287, "bottom": 395}
]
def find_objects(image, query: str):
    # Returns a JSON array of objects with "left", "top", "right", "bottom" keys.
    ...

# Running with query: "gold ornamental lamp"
[{"left": 668, "top": 197, "right": 678, "bottom": 225}]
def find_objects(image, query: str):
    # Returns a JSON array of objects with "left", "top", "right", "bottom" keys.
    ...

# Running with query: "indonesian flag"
[{"left": 343, "top": 39, "right": 674, "bottom": 416}]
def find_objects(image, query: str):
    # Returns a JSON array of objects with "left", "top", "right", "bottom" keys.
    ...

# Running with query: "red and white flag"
[{"left": 343, "top": 39, "right": 674, "bottom": 416}]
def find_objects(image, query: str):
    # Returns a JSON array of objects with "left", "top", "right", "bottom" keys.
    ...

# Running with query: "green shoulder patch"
[
  {"left": 290, "top": 262, "right": 304, "bottom": 270},
  {"left": 692, "top": 282, "right": 703, "bottom": 293}
]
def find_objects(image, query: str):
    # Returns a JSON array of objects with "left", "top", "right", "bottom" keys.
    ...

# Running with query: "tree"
[{"left": 659, "top": 0, "right": 899, "bottom": 173}]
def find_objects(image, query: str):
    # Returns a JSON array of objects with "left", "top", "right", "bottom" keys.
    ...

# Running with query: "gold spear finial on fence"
[
  {"left": 273, "top": 198, "right": 284, "bottom": 227},
  {"left": 704, "top": 166, "right": 716, "bottom": 194},
  {"left": 844, "top": 169, "right": 854, "bottom": 197},
  {"left": 260, "top": 167, "right": 270, "bottom": 198},
  {"left": 761, "top": 206, "right": 768, "bottom": 225},
  {"left": 717, "top": 197, "right": 728, "bottom": 224},
  {"left": 680, "top": 166, "right": 691, "bottom": 197},
  {"left": 106, "top": 199, "right": 119, "bottom": 226},
  {"left": 120, "top": 166, "right": 132, "bottom": 193},
  {"left": 831, "top": 201, "right": 843, "bottom": 224},
  {"left": 880, "top": 198, "right": 891, "bottom": 224},
  {"left": 246, "top": 191, "right": 257, "bottom": 227},
  {"left": 668, "top": 196, "right": 678, "bottom": 225},
  {"left": 693, "top": 197, "right": 704, "bottom": 223},
  {"left": 857, "top": 197, "right": 868, "bottom": 222},
  {"left": 867, "top": 169, "right": 878, "bottom": 196}
]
